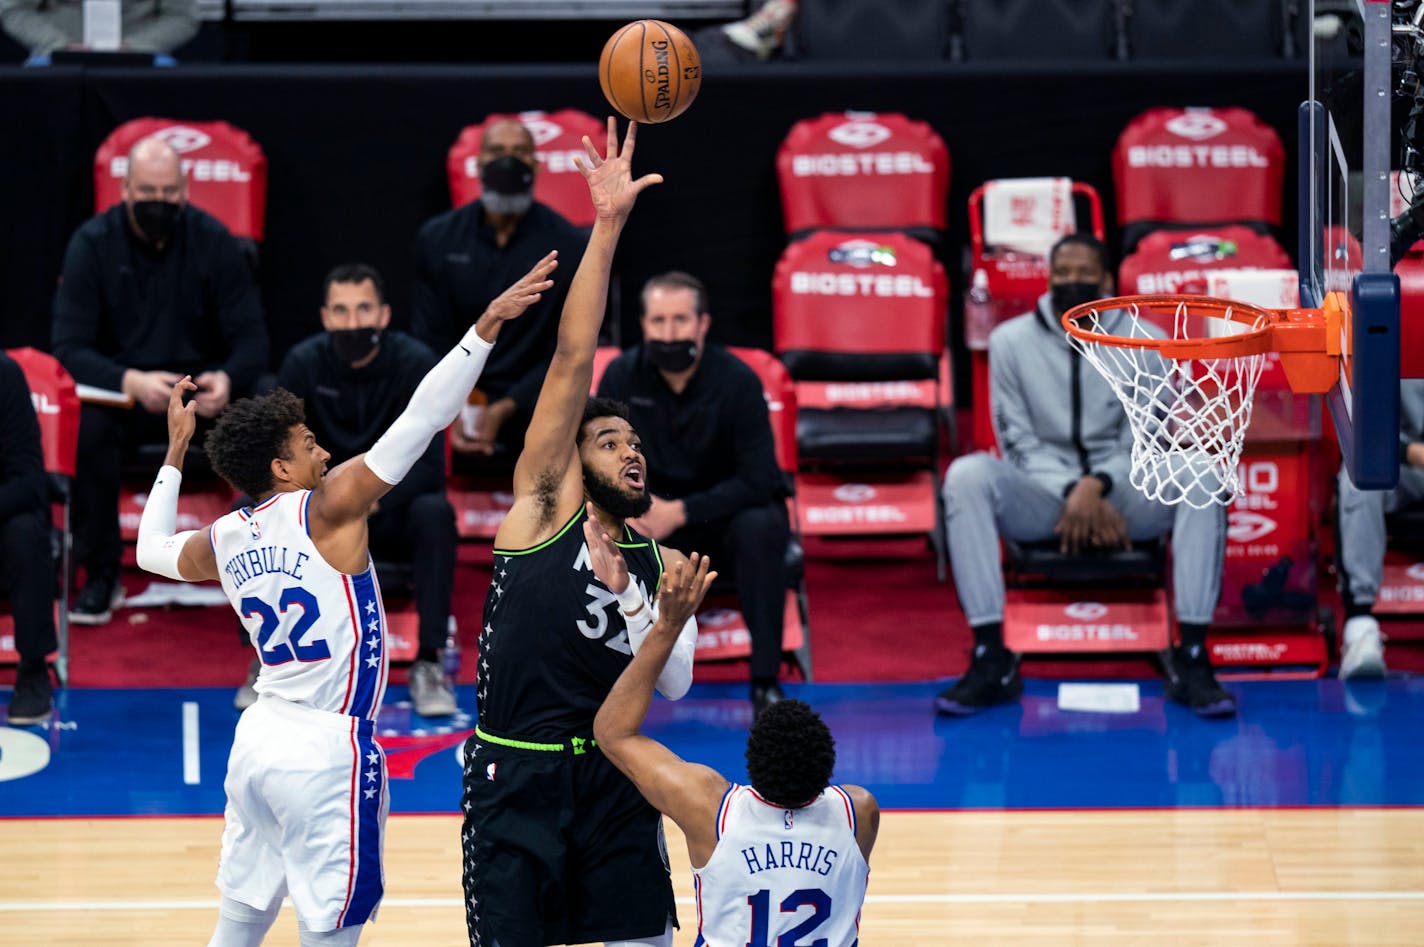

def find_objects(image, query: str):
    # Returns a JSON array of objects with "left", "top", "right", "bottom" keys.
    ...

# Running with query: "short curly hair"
[
  {"left": 205, "top": 388, "right": 307, "bottom": 499},
  {"left": 745, "top": 699, "right": 836, "bottom": 808}
]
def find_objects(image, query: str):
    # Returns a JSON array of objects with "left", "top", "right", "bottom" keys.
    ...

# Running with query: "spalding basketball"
[{"left": 598, "top": 20, "right": 701, "bottom": 124}]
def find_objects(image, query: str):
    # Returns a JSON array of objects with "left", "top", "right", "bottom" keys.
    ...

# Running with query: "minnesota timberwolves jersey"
[
  {"left": 476, "top": 507, "right": 664, "bottom": 740},
  {"left": 692, "top": 785, "right": 870, "bottom": 947},
  {"left": 211, "top": 489, "right": 388, "bottom": 719}
]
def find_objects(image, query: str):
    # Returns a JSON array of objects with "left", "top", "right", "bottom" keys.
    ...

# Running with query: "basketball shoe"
[
  {"left": 1339, "top": 614, "right": 1387, "bottom": 680},
  {"left": 723, "top": 0, "right": 797, "bottom": 60},
  {"left": 935, "top": 645, "right": 1022, "bottom": 715}
]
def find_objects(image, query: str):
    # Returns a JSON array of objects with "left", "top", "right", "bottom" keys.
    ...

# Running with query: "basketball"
[{"left": 598, "top": 20, "right": 701, "bottom": 124}]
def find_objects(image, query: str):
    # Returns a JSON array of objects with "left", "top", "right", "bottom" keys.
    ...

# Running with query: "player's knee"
[
  {"left": 297, "top": 920, "right": 362, "bottom": 946},
  {"left": 944, "top": 452, "right": 994, "bottom": 505}
]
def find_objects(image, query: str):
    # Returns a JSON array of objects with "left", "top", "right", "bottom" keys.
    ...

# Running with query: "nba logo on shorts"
[{"left": 486, "top": 762, "right": 497, "bottom": 781}]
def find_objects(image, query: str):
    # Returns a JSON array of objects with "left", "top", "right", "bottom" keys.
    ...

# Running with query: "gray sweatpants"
[
  {"left": 944, "top": 452, "right": 1227, "bottom": 627},
  {"left": 1336, "top": 464, "right": 1424, "bottom": 607}
]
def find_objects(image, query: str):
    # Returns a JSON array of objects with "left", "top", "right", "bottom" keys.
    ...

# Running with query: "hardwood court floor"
[{"left": 4, "top": 808, "right": 1423, "bottom": 946}]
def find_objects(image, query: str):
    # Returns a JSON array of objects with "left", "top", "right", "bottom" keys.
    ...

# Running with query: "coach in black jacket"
[
  {"left": 51, "top": 136, "right": 267, "bottom": 625},
  {"left": 597, "top": 271, "right": 791, "bottom": 716},
  {"left": 269, "top": 262, "right": 458, "bottom": 718}
]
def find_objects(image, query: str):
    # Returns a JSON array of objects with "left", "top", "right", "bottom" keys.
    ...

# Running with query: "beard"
[
  {"left": 584, "top": 467, "right": 652, "bottom": 521},
  {"left": 482, "top": 190, "right": 534, "bottom": 217}
]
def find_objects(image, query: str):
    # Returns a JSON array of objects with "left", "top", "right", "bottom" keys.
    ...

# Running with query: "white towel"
[{"left": 982, "top": 177, "right": 1075, "bottom": 257}]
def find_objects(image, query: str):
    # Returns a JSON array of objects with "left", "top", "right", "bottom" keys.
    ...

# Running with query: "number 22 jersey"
[{"left": 212, "top": 489, "right": 389, "bottom": 719}]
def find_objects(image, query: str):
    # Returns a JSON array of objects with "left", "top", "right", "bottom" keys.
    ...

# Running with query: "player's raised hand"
[
  {"left": 655, "top": 552, "right": 715, "bottom": 633},
  {"left": 167, "top": 375, "right": 199, "bottom": 446},
  {"left": 583, "top": 502, "right": 631, "bottom": 594},
  {"left": 574, "top": 117, "right": 663, "bottom": 222},
  {"left": 485, "top": 251, "right": 559, "bottom": 323}
]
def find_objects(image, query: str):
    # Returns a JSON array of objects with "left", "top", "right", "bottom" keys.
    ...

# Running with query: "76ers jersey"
[
  {"left": 211, "top": 490, "right": 388, "bottom": 719},
  {"left": 692, "top": 785, "right": 869, "bottom": 947}
]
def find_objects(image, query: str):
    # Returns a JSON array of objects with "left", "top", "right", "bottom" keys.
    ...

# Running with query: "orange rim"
[{"left": 1060, "top": 293, "right": 1342, "bottom": 393}]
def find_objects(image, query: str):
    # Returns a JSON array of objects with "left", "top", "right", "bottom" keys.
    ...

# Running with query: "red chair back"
[
  {"left": 447, "top": 109, "right": 604, "bottom": 228},
  {"left": 94, "top": 118, "right": 268, "bottom": 242},
  {"left": 1112, "top": 106, "right": 1284, "bottom": 229},
  {"left": 727, "top": 347, "right": 798, "bottom": 474},
  {"left": 776, "top": 111, "right": 949, "bottom": 236},
  {"left": 5, "top": 348, "right": 79, "bottom": 479},
  {"left": 1118, "top": 225, "right": 1293, "bottom": 295}
]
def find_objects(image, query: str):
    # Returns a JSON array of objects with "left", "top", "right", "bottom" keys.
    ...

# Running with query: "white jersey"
[
  {"left": 212, "top": 489, "right": 389, "bottom": 719},
  {"left": 692, "top": 784, "right": 869, "bottom": 947}
]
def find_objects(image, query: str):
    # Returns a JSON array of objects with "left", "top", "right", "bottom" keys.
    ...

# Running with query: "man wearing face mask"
[
  {"left": 412, "top": 117, "right": 586, "bottom": 463},
  {"left": 231, "top": 262, "right": 460, "bottom": 718},
  {"left": 597, "top": 271, "right": 793, "bottom": 717},
  {"left": 937, "top": 234, "right": 1235, "bottom": 718},
  {"left": 51, "top": 134, "right": 266, "bottom": 625}
]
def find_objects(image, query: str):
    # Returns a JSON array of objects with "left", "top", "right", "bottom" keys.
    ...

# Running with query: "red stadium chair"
[
  {"left": 964, "top": 177, "right": 1105, "bottom": 450},
  {"left": 0, "top": 349, "right": 79, "bottom": 686},
  {"left": 772, "top": 231, "right": 950, "bottom": 578},
  {"left": 776, "top": 111, "right": 950, "bottom": 244},
  {"left": 94, "top": 117, "right": 268, "bottom": 260},
  {"left": 1112, "top": 106, "right": 1285, "bottom": 254},
  {"left": 447, "top": 109, "right": 604, "bottom": 228}
]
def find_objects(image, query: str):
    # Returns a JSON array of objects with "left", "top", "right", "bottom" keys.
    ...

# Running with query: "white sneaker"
[
  {"left": 1339, "top": 615, "right": 1387, "bottom": 680},
  {"left": 723, "top": 0, "right": 797, "bottom": 60},
  {"left": 409, "top": 660, "right": 458, "bottom": 717}
]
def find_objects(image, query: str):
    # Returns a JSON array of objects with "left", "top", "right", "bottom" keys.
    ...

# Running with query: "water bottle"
[
  {"left": 964, "top": 268, "right": 995, "bottom": 350},
  {"left": 441, "top": 615, "right": 461, "bottom": 680}
]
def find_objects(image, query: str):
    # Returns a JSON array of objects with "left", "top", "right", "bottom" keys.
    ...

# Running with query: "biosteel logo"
[
  {"left": 1228, "top": 511, "right": 1277, "bottom": 544},
  {"left": 832, "top": 484, "right": 876, "bottom": 503},
  {"left": 153, "top": 125, "right": 213, "bottom": 153},
  {"left": 515, "top": 112, "right": 563, "bottom": 146},
  {"left": 1064, "top": 602, "right": 1109, "bottom": 620},
  {"left": 827, "top": 120, "right": 892, "bottom": 149},
  {"left": 1164, "top": 111, "right": 1227, "bottom": 141},
  {"left": 1407, "top": 563, "right": 1424, "bottom": 582}
]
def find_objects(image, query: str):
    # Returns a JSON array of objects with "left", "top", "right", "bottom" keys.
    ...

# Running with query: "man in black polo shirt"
[
  {"left": 51, "top": 135, "right": 267, "bottom": 625},
  {"left": 411, "top": 117, "right": 586, "bottom": 463},
  {"left": 597, "top": 271, "right": 792, "bottom": 715},
  {"left": 254, "top": 262, "right": 458, "bottom": 718}
]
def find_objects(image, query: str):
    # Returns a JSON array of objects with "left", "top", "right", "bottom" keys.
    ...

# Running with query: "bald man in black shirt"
[{"left": 51, "top": 135, "right": 267, "bottom": 625}]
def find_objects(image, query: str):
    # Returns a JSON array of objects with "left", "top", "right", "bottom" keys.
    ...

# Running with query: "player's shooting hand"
[
  {"left": 583, "top": 503, "right": 630, "bottom": 594},
  {"left": 167, "top": 376, "right": 199, "bottom": 446},
  {"left": 475, "top": 252, "right": 559, "bottom": 343},
  {"left": 575, "top": 117, "right": 663, "bottom": 222},
  {"left": 654, "top": 552, "right": 715, "bottom": 634}
]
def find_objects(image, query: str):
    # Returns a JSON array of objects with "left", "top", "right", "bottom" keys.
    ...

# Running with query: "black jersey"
[{"left": 476, "top": 507, "right": 665, "bottom": 741}]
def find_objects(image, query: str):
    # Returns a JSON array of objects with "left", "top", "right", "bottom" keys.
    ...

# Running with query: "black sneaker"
[
  {"left": 935, "top": 647, "right": 1022, "bottom": 716},
  {"left": 1164, "top": 645, "right": 1237, "bottom": 717},
  {"left": 7, "top": 663, "right": 53, "bottom": 725},
  {"left": 751, "top": 681, "right": 785, "bottom": 719},
  {"left": 70, "top": 572, "right": 123, "bottom": 626}
]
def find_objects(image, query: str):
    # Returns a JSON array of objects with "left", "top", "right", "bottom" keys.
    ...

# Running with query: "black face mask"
[
  {"left": 330, "top": 327, "right": 381, "bottom": 365},
  {"left": 480, "top": 154, "right": 535, "bottom": 215},
  {"left": 1051, "top": 281, "right": 1104, "bottom": 317},
  {"left": 131, "top": 200, "right": 182, "bottom": 246},
  {"left": 646, "top": 339, "right": 698, "bottom": 374}
]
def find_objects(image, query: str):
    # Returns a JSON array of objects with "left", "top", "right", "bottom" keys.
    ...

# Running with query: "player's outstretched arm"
[
  {"left": 594, "top": 552, "right": 726, "bottom": 850},
  {"left": 584, "top": 509, "right": 699, "bottom": 699},
  {"left": 135, "top": 376, "right": 219, "bottom": 583},
  {"left": 309, "top": 252, "right": 558, "bottom": 531},
  {"left": 506, "top": 120, "right": 662, "bottom": 529}
]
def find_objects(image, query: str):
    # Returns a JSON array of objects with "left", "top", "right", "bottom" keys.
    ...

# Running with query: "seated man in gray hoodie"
[
  {"left": 937, "top": 233, "right": 1235, "bottom": 718},
  {"left": 1333, "top": 379, "right": 1424, "bottom": 679}
]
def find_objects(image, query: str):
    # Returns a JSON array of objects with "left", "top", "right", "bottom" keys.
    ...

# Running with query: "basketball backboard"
[{"left": 1302, "top": 0, "right": 1401, "bottom": 489}]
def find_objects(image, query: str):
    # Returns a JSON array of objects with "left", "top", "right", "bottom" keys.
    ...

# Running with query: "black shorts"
[{"left": 460, "top": 732, "right": 677, "bottom": 947}]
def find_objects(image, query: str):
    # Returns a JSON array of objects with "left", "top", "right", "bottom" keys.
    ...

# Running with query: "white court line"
[
  {"left": 4, "top": 892, "right": 1424, "bottom": 912},
  {"left": 181, "top": 702, "right": 200, "bottom": 786}
]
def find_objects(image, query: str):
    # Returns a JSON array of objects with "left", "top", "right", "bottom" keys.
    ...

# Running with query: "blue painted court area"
[{"left": 1, "top": 677, "right": 1422, "bottom": 817}]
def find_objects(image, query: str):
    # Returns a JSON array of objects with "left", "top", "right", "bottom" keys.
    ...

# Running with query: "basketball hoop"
[{"left": 1061, "top": 294, "right": 1341, "bottom": 509}]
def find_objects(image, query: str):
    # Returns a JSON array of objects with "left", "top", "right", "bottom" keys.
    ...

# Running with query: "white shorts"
[{"left": 216, "top": 696, "right": 388, "bottom": 931}]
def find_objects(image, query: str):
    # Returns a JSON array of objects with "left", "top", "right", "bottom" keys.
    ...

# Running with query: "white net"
[{"left": 1065, "top": 299, "right": 1269, "bottom": 509}]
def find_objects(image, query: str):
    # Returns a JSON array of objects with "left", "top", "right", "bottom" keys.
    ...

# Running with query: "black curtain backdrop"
[{"left": 0, "top": 60, "right": 1305, "bottom": 400}]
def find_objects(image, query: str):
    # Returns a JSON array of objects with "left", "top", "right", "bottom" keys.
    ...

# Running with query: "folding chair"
[
  {"left": 0, "top": 349, "right": 80, "bottom": 686},
  {"left": 772, "top": 230, "right": 950, "bottom": 579}
]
